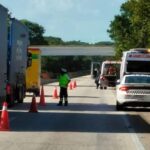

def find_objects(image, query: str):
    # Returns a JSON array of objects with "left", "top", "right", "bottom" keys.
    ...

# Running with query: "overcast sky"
[{"left": 1, "top": 0, "right": 126, "bottom": 43}]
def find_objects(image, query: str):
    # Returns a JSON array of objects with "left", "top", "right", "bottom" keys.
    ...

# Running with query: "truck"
[
  {"left": 26, "top": 48, "right": 41, "bottom": 96},
  {"left": 120, "top": 48, "right": 150, "bottom": 80},
  {"left": 0, "top": 4, "right": 31, "bottom": 106},
  {"left": 99, "top": 61, "right": 121, "bottom": 89},
  {"left": 0, "top": 5, "right": 8, "bottom": 102},
  {"left": 8, "top": 18, "right": 30, "bottom": 104}
]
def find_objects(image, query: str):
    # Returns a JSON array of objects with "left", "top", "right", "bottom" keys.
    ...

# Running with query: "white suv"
[{"left": 116, "top": 74, "right": 150, "bottom": 110}]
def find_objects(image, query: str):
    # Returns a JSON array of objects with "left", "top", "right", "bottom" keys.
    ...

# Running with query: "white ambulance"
[{"left": 120, "top": 48, "right": 150, "bottom": 80}]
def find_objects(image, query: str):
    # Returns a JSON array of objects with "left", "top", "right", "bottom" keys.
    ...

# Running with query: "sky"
[{"left": 0, "top": 0, "right": 126, "bottom": 43}]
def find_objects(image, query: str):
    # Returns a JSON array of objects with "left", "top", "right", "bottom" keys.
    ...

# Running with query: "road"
[{"left": 0, "top": 75, "right": 150, "bottom": 150}]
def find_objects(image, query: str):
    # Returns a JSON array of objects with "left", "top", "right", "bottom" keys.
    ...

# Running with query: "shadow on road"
[
  {"left": 9, "top": 111, "right": 150, "bottom": 133},
  {"left": 10, "top": 102, "right": 115, "bottom": 112},
  {"left": 124, "top": 107, "right": 150, "bottom": 112},
  {"left": 10, "top": 101, "right": 150, "bottom": 112}
]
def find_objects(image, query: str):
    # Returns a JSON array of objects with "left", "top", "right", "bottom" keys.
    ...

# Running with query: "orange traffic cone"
[
  {"left": 53, "top": 87, "right": 58, "bottom": 99},
  {"left": 39, "top": 85, "right": 46, "bottom": 106},
  {"left": 69, "top": 82, "right": 73, "bottom": 90},
  {"left": 73, "top": 81, "right": 77, "bottom": 88},
  {"left": 0, "top": 102, "right": 10, "bottom": 131},
  {"left": 29, "top": 95, "right": 38, "bottom": 113}
]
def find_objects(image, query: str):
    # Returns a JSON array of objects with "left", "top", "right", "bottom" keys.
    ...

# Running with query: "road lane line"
[
  {"left": 111, "top": 90, "right": 145, "bottom": 150},
  {"left": 123, "top": 114, "right": 145, "bottom": 150}
]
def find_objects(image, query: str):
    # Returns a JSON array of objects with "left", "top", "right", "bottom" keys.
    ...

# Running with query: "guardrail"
[{"left": 41, "top": 70, "right": 90, "bottom": 85}]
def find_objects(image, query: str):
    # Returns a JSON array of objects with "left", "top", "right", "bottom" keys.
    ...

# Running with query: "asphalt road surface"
[{"left": 0, "top": 75, "right": 150, "bottom": 150}]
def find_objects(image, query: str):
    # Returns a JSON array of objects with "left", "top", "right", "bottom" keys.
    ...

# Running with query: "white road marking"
[
  {"left": 123, "top": 114, "right": 145, "bottom": 150},
  {"left": 111, "top": 90, "right": 145, "bottom": 150}
]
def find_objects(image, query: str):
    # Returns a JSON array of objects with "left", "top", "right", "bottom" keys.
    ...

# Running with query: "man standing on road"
[
  {"left": 57, "top": 68, "right": 71, "bottom": 106},
  {"left": 95, "top": 73, "right": 100, "bottom": 89}
]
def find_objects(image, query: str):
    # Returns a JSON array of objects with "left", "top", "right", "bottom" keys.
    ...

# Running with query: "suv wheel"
[{"left": 116, "top": 101, "right": 124, "bottom": 111}]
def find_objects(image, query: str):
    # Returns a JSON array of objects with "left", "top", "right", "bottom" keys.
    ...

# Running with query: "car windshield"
[{"left": 125, "top": 76, "right": 150, "bottom": 84}]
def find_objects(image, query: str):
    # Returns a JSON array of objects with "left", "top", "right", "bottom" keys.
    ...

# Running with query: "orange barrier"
[
  {"left": 29, "top": 95, "right": 38, "bottom": 113},
  {"left": 0, "top": 102, "right": 10, "bottom": 131},
  {"left": 39, "top": 85, "right": 46, "bottom": 106}
]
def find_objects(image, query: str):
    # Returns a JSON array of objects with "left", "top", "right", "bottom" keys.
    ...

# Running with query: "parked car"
[{"left": 116, "top": 74, "right": 150, "bottom": 110}]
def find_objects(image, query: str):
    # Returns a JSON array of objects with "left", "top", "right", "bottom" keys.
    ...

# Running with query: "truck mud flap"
[{"left": 16, "top": 86, "right": 24, "bottom": 103}]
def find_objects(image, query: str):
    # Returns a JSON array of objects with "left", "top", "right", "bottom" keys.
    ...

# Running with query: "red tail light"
[
  {"left": 100, "top": 76, "right": 106, "bottom": 80},
  {"left": 100, "top": 76, "right": 103, "bottom": 80},
  {"left": 119, "top": 86, "right": 129, "bottom": 91}
]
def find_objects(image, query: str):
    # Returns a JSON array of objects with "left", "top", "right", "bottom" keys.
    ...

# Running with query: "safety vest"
[{"left": 59, "top": 74, "right": 70, "bottom": 88}]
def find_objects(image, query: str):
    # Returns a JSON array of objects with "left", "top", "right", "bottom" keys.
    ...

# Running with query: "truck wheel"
[
  {"left": 6, "top": 94, "right": 14, "bottom": 107},
  {"left": 100, "top": 86, "right": 103, "bottom": 89},
  {"left": 116, "top": 101, "right": 124, "bottom": 111},
  {"left": 17, "top": 87, "right": 24, "bottom": 103},
  {"left": 104, "top": 87, "right": 107, "bottom": 90},
  {"left": 34, "top": 90, "right": 40, "bottom": 96}
]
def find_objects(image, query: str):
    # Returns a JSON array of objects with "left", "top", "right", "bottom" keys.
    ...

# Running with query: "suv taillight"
[{"left": 119, "top": 86, "right": 129, "bottom": 91}]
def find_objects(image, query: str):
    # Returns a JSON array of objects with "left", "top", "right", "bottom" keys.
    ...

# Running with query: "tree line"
[
  {"left": 21, "top": 19, "right": 113, "bottom": 46},
  {"left": 108, "top": 0, "right": 150, "bottom": 59},
  {"left": 41, "top": 56, "right": 112, "bottom": 78}
]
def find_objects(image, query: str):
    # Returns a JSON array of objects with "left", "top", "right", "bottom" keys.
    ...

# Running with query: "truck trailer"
[
  {"left": 0, "top": 4, "right": 31, "bottom": 106},
  {"left": 8, "top": 18, "right": 30, "bottom": 104},
  {"left": 0, "top": 4, "right": 8, "bottom": 102}
]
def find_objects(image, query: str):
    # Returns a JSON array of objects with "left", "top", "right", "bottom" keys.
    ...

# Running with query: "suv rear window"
[{"left": 125, "top": 76, "right": 150, "bottom": 84}]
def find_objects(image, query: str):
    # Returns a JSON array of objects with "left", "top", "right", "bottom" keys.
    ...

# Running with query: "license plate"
[{"left": 134, "top": 95, "right": 150, "bottom": 101}]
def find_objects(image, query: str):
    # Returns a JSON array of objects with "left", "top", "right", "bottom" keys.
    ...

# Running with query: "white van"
[{"left": 120, "top": 48, "right": 150, "bottom": 80}]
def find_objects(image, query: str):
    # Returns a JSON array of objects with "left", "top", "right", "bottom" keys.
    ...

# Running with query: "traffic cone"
[
  {"left": 29, "top": 95, "right": 38, "bottom": 113},
  {"left": 73, "top": 81, "right": 77, "bottom": 88},
  {"left": 75, "top": 81, "right": 77, "bottom": 87},
  {"left": 0, "top": 102, "right": 10, "bottom": 131},
  {"left": 39, "top": 85, "right": 46, "bottom": 106},
  {"left": 53, "top": 87, "right": 58, "bottom": 99},
  {"left": 69, "top": 82, "right": 73, "bottom": 90}
]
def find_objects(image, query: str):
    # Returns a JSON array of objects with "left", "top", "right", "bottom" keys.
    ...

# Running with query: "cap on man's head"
[{"left": 61, "top": 68, "right": 67, "bottom": 72}]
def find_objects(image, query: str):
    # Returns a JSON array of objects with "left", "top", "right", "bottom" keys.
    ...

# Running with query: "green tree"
[
  {"left": 21, "top": 19, "right": 48, "bottom": 45},
  {"left": 44, "top": 36, "right": 90, "bottom": 46},
  {"left": 108, "top": 14, "right": 132, "bottom": 58},
  {"left": 94, "top": 41, "right": 114, "bottom": 46},
  {"left": 64, "top": 40, "right": 90, "bottom": 46},
  {"left": 108, "top": 0, "right": 150, "bottom": 59},
  {"left": 44, "top": 36, "right": 64, "bottom": 45}
]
